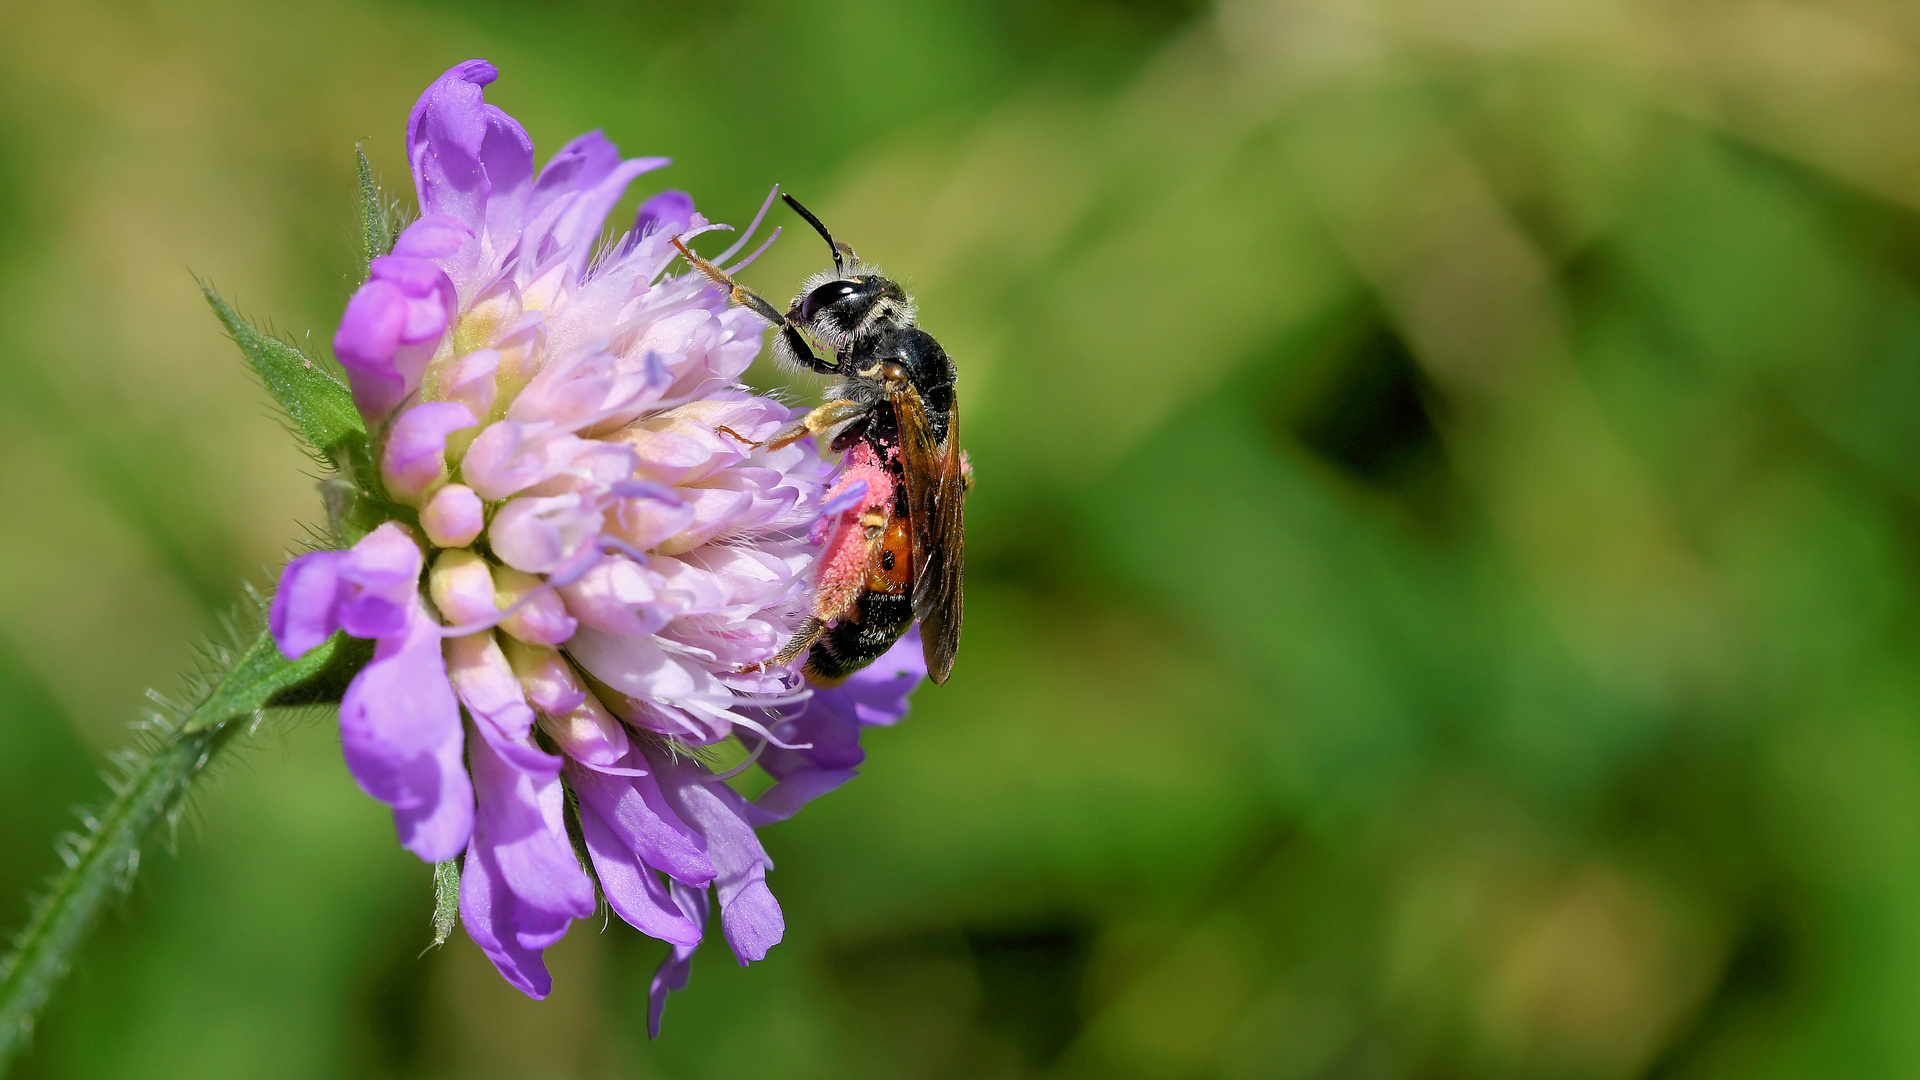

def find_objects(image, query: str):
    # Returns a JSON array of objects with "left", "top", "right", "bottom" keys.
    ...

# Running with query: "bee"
[{"left": 671, "top": 192, "right": 966, "bottom": 685}]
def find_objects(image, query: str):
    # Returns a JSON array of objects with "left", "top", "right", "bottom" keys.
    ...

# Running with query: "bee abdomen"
[{"left": 803, "top": 591, "right": 913, "bottom": 687}]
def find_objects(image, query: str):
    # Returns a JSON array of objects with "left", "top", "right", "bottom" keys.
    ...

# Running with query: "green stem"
[
  {"left": 0, "top": 623, "right": 355, "bottom": 1072},
  {"left": 0, "top": 719, "right": 242, "bottom": 1067}
]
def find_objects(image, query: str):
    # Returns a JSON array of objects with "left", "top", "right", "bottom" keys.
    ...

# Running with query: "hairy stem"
[
  {"left": 0, "top": 719, "right": 242, "bottom": 1067},
  {"left": 0, "top": 621, "right": 352, "bottom": 1072}
]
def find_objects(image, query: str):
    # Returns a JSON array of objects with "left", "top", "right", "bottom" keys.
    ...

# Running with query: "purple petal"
[
  {"left": 543, "top": 156, "right": 669, "bottom": 275},
  {"left": 830, "top": 626, "right": 926, "bottom": 727},
  {"left": 748, "top": 767, "right": 860, "bottom": 825},
  {"left": 382, "top": 402, "right": 478, "bottom": 506},
  {"left": 566, "top": 756, "right": 715, "bottom": 885},
  {"left": 463, "top": 659, "right": 596, "bottom": 922},
  {"left": 459, "top": 832, "right": 554, "bottom": 999},
  {"left": 367, "top": 256, "right": 459, "bottom": 340},
  {"left": 408, "top": 60, "right": 495, "bottom": 226},
  {"left": 532, "top": 130, "right": 622, "bottom": 210},
  {"left": 338, "top": 601, "right": 472, "bottom": 861},
  {"left": 748, "top": 628, "right": 926, "bottom": 822},
  {"left": 269, "top": 550, "right": 345, "bottom": 659},
  {"left": 579, "top": 800, "right": 702, "bottom": 947},
  {"left": 648, "top": 882, "right": 709, "bottom": 1039},
  {"left": 719, "top": 880, "right": 783, "bottom": 965},
  {"left": 512, "top": 903, "right": 575, "bottom": 952},
  {"left": 633, "top": 189, "right": 694, "bottom": 239},
  {"left": 391, "top": 723, "right": 473, "bottom": 863},
  {"left": 818, "top": 478, "right": 868, "bottom": 517},
  {"left": 478, "top": 106, "right": 535, "bottom": 244},
  {"left": 333, "top": 279, "right": 411, "bottom": 419},
  {"left": 333, "top": 258, "right": 457, "bottom": 423},
  {"left": 389, "top": 212, "right": 473, "bottom": 259},
  {"left": 406, "top": 60, "right": 534, "bottom": 242},
  {"left": 653, "top": 756, "right": 783, "bottom": 964},
  {"left": 342, "top": 521, "right": 426, "bottom": 588},
  {"left": 336, "top": 522, "right": 425, "bottom": 640}
]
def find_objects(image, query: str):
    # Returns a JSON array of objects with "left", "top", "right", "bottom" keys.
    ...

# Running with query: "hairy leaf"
[
  {"left": 356, "top": 144, "right": 395, "bottom": 284},
  {"left": 202, "top": 286, "right": 364, "bottom": 461},
  {"left": 430, "top": 858, "right": 461, "bottom": 950}
]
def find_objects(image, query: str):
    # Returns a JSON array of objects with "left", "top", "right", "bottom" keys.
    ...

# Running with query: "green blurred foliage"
[{"left": 8, "top": 0, "right": 1920, "bottom": 1076}]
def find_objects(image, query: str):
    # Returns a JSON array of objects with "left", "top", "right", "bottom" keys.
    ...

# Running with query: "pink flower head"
[{"left": 273, "top": 61, "right": 924, "bottom": 1015}]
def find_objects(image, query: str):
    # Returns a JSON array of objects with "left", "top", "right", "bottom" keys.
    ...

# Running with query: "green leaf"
[
  {"left": 429, "top": 858, "right": 461, "bottom": 951},
  {"left": 202, "top": 286, "right": 365, "bottom": 461},
  {"left": 356, "top": 144, "right": 395, "bottom": 284}
]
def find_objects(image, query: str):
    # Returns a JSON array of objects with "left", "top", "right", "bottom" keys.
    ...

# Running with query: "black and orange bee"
[{"left": 672, "top": 192, "right": 966, "bottom": 685}]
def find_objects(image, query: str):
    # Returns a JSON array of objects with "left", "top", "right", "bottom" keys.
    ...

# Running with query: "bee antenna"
[{"left": 781, "top": 192, "right": 853, "bottom": 274}]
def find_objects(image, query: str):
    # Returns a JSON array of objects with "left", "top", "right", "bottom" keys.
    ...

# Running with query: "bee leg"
[
  {"left": 773, "top": 617, "right": 828, "bottom": 667},
  {"left": 670, "top": 236, "right": 834, "bottom": 375},
  {"left": 736, "top": 617, "right": 827, "bottom": 673},
  {"left": 720, "top": 398, "right": 871, "bottom": 451}
]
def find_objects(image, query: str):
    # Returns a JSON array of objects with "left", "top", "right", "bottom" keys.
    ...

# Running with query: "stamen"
[
  {"left": 576, "top": 759, "right": 651, "bottom": 778},
  {"left": 717, "top": 710, "right": 813, "bottom": 750},
  {"left": 609, "top": 479, "right": 685, "bottom": 504},
  {"left": 712, "top": 184, "right": 781, "bottom": 265},
  {"left": 735, "top": 686, "right": 815, "bottom": 709},
  {"left": 720, "top": 226, "right": 782, "bottom": 275},
  {"left": 701, "top": 738, "right": 768, "bottom": 782},
  {"left": 819, "top": 478, "right": 869, "bottom": 517}
]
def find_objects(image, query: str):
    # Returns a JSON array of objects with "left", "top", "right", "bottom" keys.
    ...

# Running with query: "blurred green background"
[{"left": 7, "top": 0, "right": 1920, "bottom": 1076}]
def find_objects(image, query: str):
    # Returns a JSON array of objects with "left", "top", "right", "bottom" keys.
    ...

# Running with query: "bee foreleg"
[
  {"left": 671, "top": 236, "right": 784, "bottom": 322},
  {"left": 670, "top": 236, "right": 832, "bottom": 374}
]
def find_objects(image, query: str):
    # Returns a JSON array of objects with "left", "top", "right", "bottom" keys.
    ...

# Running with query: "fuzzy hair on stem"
[{"left": 0, "top": 590, "right": 359, "bottom": 1069}]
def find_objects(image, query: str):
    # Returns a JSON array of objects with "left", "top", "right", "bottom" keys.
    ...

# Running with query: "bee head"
[
  {"left": 793, "top": 273, "right": 913, "bottom": 344},
  {"left": 778, "top": 192, "right": 915, "bottom": 355}
]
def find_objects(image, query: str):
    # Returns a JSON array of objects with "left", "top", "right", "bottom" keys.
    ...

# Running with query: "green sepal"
[
  {"left": 429, "top": 858, "right": 461, "bottom": 951},
  {"left": 202, "top": 286, "right": 411, "bottom": 545},
  {"left": 202, "top": 286, "right": 365, "bottom": 461},
  {"left": 356, "top": 145, "right": 396, "bottom": 284},
  {"left": 181, "top": 628, "right": 369, "bottom": 733}
]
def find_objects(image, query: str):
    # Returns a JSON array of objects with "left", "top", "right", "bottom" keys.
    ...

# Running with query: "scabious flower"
[{"left": 266, "top": 59, "right": 924, "bottom": 1028}]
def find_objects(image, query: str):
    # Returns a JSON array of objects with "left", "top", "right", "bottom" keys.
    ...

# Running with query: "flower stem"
[
  {"left": 0, "top": 621, "right": 356, "bottom": 1071},
  {"left": 0, "top": 719, "right": 242, "bottom": 1068}
]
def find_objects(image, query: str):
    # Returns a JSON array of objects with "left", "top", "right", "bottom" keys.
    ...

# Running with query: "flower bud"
[
  {"left": 500, "top": 637, "right": 628, "bottom": 765},
  {"left": 381, "top": 402, "right": 478, "bottom": 506},
  {"left": 421, "top": 483, "right": 484, "bottom": 548},
  {"left": 494, "top": 564, "right": 578, "bottom": 645},
  {"left": 428, "top": 548, "right": 496, "bottom": 626},
  {"left": 440, "top": 349, "right": 501, "bottom": 460}
]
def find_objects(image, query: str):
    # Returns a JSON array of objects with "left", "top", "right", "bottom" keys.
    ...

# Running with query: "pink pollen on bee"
[{"left": 812, "top": 442, "right": 894, "bottom": 620}]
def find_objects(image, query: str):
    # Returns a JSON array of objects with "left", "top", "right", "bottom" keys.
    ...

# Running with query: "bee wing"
[
  {"left": 920, "top": 408, "right": 965, "bottom": 685},
  {"left": 888, "top": 382, "right": 940, "bottom": 584},
  {"left": 888, "top": 382, "right": 964, "bottom": 684}
]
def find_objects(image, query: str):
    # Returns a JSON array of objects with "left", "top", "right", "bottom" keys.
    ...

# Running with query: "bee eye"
[{"left": 801, "top": 280, "right": 860, "bottom": 322}]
